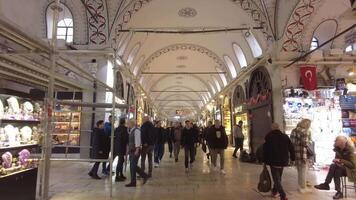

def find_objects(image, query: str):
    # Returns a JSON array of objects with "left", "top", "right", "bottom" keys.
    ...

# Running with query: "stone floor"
[{"left": 47, "top": 147, "right": 355, "bottom": 200}]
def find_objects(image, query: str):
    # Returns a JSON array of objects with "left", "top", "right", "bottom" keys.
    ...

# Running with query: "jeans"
[
  {"left": 233, "top": 138, "right": 244, "bottom": 156},
  {"left": 129, "top": 153, "right": 148, "bottom": 184},
  {"left": 115, "top": 155, "right": 125, "bottom": 177},
  {"left": 141, "top": 145, "right": 154, "bottom": 176},
  {"left": 296, "top": 163, "right": 307, "bottom": 189},
  {"left": 270, "top": 166, "right": 286, "bottom": 198},
  {"left": 325, "top": 163, "right": 347, "bottom": 192},
  {"left": 211, "top": 149, "right": 225, "bottom": 169},
  {"left": 90, "top": 162, "right": 100, "bottom": 175},
  {"left": 154, "top": 144, "right": 165, "bottom": 164},
  {"left": 174, "top": 141, "right": 181, "bottom": 160},
  {"left": 184, "top": 145, "right": 195, "bottom": 168}
]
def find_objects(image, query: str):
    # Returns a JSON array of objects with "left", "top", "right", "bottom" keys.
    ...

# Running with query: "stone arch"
[{"left": 152, "top": 85, "right": 209, "bottom": 102}]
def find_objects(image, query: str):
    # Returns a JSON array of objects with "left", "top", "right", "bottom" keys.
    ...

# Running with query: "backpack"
[{"left": 257, "top": 164, "right": 272, "bottom": 193}]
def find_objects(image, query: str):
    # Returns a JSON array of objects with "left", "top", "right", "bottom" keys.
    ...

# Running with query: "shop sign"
[{"left": 234, "top": 106, "right": 243, "bottom": 113}]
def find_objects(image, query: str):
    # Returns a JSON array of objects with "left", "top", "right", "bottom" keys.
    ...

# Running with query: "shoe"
[
  {"left": 137, "top": 175, "right": 142, "bottom": 179},
  {"left": 115, "top": 177, "right": 125, "bottom": 182},
  {"left": 120, "top": 175, "right": 127, "bottom": 180},
  {"left": 175, "top": 158, "right": 178, "bottom": 162},
  {"left": 125, "top": 183, "right": 136, "bottom": 187},
  {"left": 154, "top": 163, "right": 159, "bottom": 168},
  {"left": 185, "top": 168, "right": 189, "bottom": 173},
  {"left": 88, "top": 172, "right": 101, "bottom": 179},
  {"left": 214, "top": 167, "right": 219, "bottom": 172},
  {"left": 333, "top": 192, "right": 343, "bottom": 199},
  {"left": 220, "top": 169, "right": 226, "bottom": 175},
  {"left": 232, "top": 155, "right": 238, "bottom": 158},
  {"left": 189, "top": 163, "right": 193, "bottom": 169},
  {"left": 143, "top": 176, "right": 148, "bottom": 185},
  {"left": 271, "top": 190, "right": 278, "bottom": 198},
  {"left": 314, "top": 183, "right": 330, "bottom": 190},
  {"left": 102, "top": 171, "right": 109, "bottom": 176}
]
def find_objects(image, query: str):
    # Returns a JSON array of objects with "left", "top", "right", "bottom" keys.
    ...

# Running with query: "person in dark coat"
[
  {"left": 167, "top": 125, "right": 174, "bottom": 158},
  {"left": 102, "top": 115, "right": 112, "bottom": 175},
  {"left": 154, "top": 121, "right": 166, "bottom": 167},
  {"left": 208, "top": 120, "right": 228, "bottom": 174},
  {"left": 263, "top": 123, "right": 295, "bottom": 200},
  {"left": 140, "top": 116, "right": 156, "bottom": 177},
  {"left": 203, "top": 121, "right": 213, "bottom": 160},
  {"left": 181, "top": 120, "right": 199, "bottom": 172},
  {"left": 88, "top": 120, "right": 106, "bottom": 179},
  {"left": 114, "top": 118, "right": 129, "bottom": 182}
]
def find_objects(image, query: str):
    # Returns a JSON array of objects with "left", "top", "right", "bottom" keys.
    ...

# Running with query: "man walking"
[
  {"left": 208, "top": 120, "right": 228, "bottom": 174},
  {"left": 88, "top": 120, "right": 106, "bottom": 179},
  {"left": 232, "top": 120, "right": 244, "bottom": 158},
  {"left": 154, "top": 121, "right": 166, "bottom": 167},
  {"left": 173, "top": 122, "right": 182, "bottom": 162},
  {"left": 140, "top": 116, "right": 155, "bottom": 178},
  {"left": 181, "top": 120, "right": 199, "bottom": 172},
  {"left": 126, "top": 120, "right": 148, "bottom": 187},
  {"left": 102, "top": 115, "right": 112, "bottom": 175},
  {"left": 114, "top": 118, "right": 129, "bottom": 182},
  {"left": 263, "top": 123, "right": 295, "bottom": 200}
]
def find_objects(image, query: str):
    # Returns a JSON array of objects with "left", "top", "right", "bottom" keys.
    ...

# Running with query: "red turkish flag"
[{"left": 300, "top": 65, "right": 317, "bottom": 90}]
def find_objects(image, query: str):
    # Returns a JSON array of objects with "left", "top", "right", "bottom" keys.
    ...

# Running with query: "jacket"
[
  {"left": 207, "top": 126, "right": 228, "bottom": 149},
  {"left": 263, "top": 130, "right": 295, "bottom": 167},
  {"left": 155, "top": 127, "right": 166, "bottom": 144},
  {"left": 334, "top": 142, "right": 356, "bottom": 170},
  {"left": 181, "top": 127, "right": 199, "bottom": 147},
  {"left": 114, "top": 125, "right": 129, "bottom": 156},
  {"left": 141, "top": 121, "right": 156, "bottom": 146},
  {"left": 290, "top": 127, "right": 310, "bottom": 164},
  {"left": 92, "top": 127, "right": 107, "bottom": 159},
  {"left": 173, "top": 127, "right": 182, "bottom": 142}
]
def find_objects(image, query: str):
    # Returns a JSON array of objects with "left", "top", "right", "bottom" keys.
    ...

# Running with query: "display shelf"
[
  {"left": 0, "top": 167, "right": 36, "bottom": 179},
  {"left": 0, "top": 119, "right": 40, "bottom": 124},
  {"left": 0, "top": 143, "right": 38, "bottom": 151}
]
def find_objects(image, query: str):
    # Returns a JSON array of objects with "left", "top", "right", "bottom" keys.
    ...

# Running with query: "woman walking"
[{"left": 290, "top": 119, "right": 312, "bottom": 193}]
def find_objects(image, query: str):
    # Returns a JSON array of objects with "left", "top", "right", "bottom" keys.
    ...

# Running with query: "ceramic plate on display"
[
  {"left": 20, "top": 126, "right": 32, "bottom": 142},
  {"left": 0, "top": 100, "right": 4, "bottom": 119},
  {"left": 23, "top": 101, "right": 34, "bottom": 113},
  {"left": 7, "top": 97, "right": 20, "bottom": 114}
]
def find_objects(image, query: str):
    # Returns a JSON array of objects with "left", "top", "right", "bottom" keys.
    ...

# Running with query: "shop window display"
[{"left": 283, "top": 88, "right": 343, "bottom": 166}]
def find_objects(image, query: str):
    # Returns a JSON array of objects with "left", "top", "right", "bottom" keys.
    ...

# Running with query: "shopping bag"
[{"left": 257, "top": 164, "right": 272, "bottom": 193}]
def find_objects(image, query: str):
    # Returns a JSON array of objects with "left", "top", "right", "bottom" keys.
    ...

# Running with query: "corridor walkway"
[{"left": 48, "top": 148, "right": 355, "bottom": 200}]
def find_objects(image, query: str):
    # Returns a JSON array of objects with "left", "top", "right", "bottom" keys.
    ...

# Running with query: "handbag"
[
  {"left": 306, "top": 143, "right": 314, "bottom": 159},
  {"left": 257, "top": 164, "right": 272, "bottom": 193}
]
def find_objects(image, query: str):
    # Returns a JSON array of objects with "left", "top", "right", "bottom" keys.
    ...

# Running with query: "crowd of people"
[
  {"left": 87, "top": 115, "right": 356, "bottom": 200},
  {"left": 88, "top": 116, "right": 229, "bottom": 187}
]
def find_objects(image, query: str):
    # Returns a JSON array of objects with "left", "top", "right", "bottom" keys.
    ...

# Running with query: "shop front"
[
  {"left": 222, "top": 96, "right": 232, "bottom": 142},
  {"left": 247, "top": 66, "right": 273, "bottom": 154},
  {"left": 232, "top": 85, "right": 250, "bottom": 151},
  {"left": 283, "top": 88, "right": 343, "bottom": 165}
]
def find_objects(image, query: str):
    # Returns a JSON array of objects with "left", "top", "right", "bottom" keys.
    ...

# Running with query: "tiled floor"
[{"left": 47, "top": 148, "right": 355, "bottom": 200}]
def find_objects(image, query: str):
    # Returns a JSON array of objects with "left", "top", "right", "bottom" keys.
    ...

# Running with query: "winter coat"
[
  {"left": 155, "top": 127, "right": 166, "bottom": 144},
  {"left": 141, "top": 121, "right": 156, "bottom": 146},
  {"left": 181, "top": 127, "right": 199, "bottom": 147},
  {"left": 114, "top": 125, "right": 129, "bottom": 156},
  {"left": 334, "top": 142, "right": 356, "bottom": 170},
  {"left": 92, "top": 127, "right": 108, "bottom": 159},
  {"left": 263, "top": 130, "right": 295, "bottom": 167},
  {"left": 207, "top": 126, "right": 228, "bottom": 149}
]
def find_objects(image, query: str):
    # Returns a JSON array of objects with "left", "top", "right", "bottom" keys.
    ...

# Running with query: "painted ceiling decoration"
[
  {"left": 85, "top": 0, "right": 108, "bottom": 45},
  {"left": 140, "top": 43, "right": 227, "bottom": 73}
]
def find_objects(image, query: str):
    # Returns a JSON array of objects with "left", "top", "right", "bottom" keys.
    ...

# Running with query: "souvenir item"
[
  {"left": 2, "top": 152, "right": 13, "bottom": 168},
  {"left": 20, "top": 126, "right": 32, "bottom": 142},
  {"left": 0, "top": 99, "right": 4, "bottom": 118},
  {"left": 23, "top": 101, "right": 34, "bottom": 114},
  {"left": 4, "top": 124, "right": 16, "bottom": 144},
  {"left": 18, "top": 149, "right": 30, "bottom": 166},
  {"left": 7, "top": 97, "right": 20, "bottom": 114}
]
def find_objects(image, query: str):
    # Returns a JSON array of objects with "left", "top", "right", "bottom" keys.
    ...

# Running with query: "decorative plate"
[
  {"left": 23, "top": 101, "right": 34, "bottom": 113},
  {"left": 7, "top": 97, "right": 20, "bottom": 114}
]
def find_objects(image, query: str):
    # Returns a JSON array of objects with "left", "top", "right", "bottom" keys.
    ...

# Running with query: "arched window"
[
  {"left": 127, "top": 43, "right": 141, "bottom": 65},
  {"left": 345, "top": 44, "right": 354, "bottom": 52},
  {"left": 212, "top": 76, "right": 221, "bottom": 92},
  {"left": 223, "top": 55, "right": 237, "bottom": 79},
  {"left": 216, "top": 68, "right": 227, "bottom": 86},
  {"left": 46, "top": 3, "right": 73, "bottom": 43},
  {"left": 233, "top": 44, "right": 248, "bottom": 68},
  {"left": 310, "top": 37, "right": 319, "bottom": 50},
  {"left": 244, "top": 31, "right": 262, "bottom": 58},
  {"left": 208, "top": 81, "right": 216, "bottom": 94},
  {"left": 133, "top": 56, "right": 144, "bottom": 76}
]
